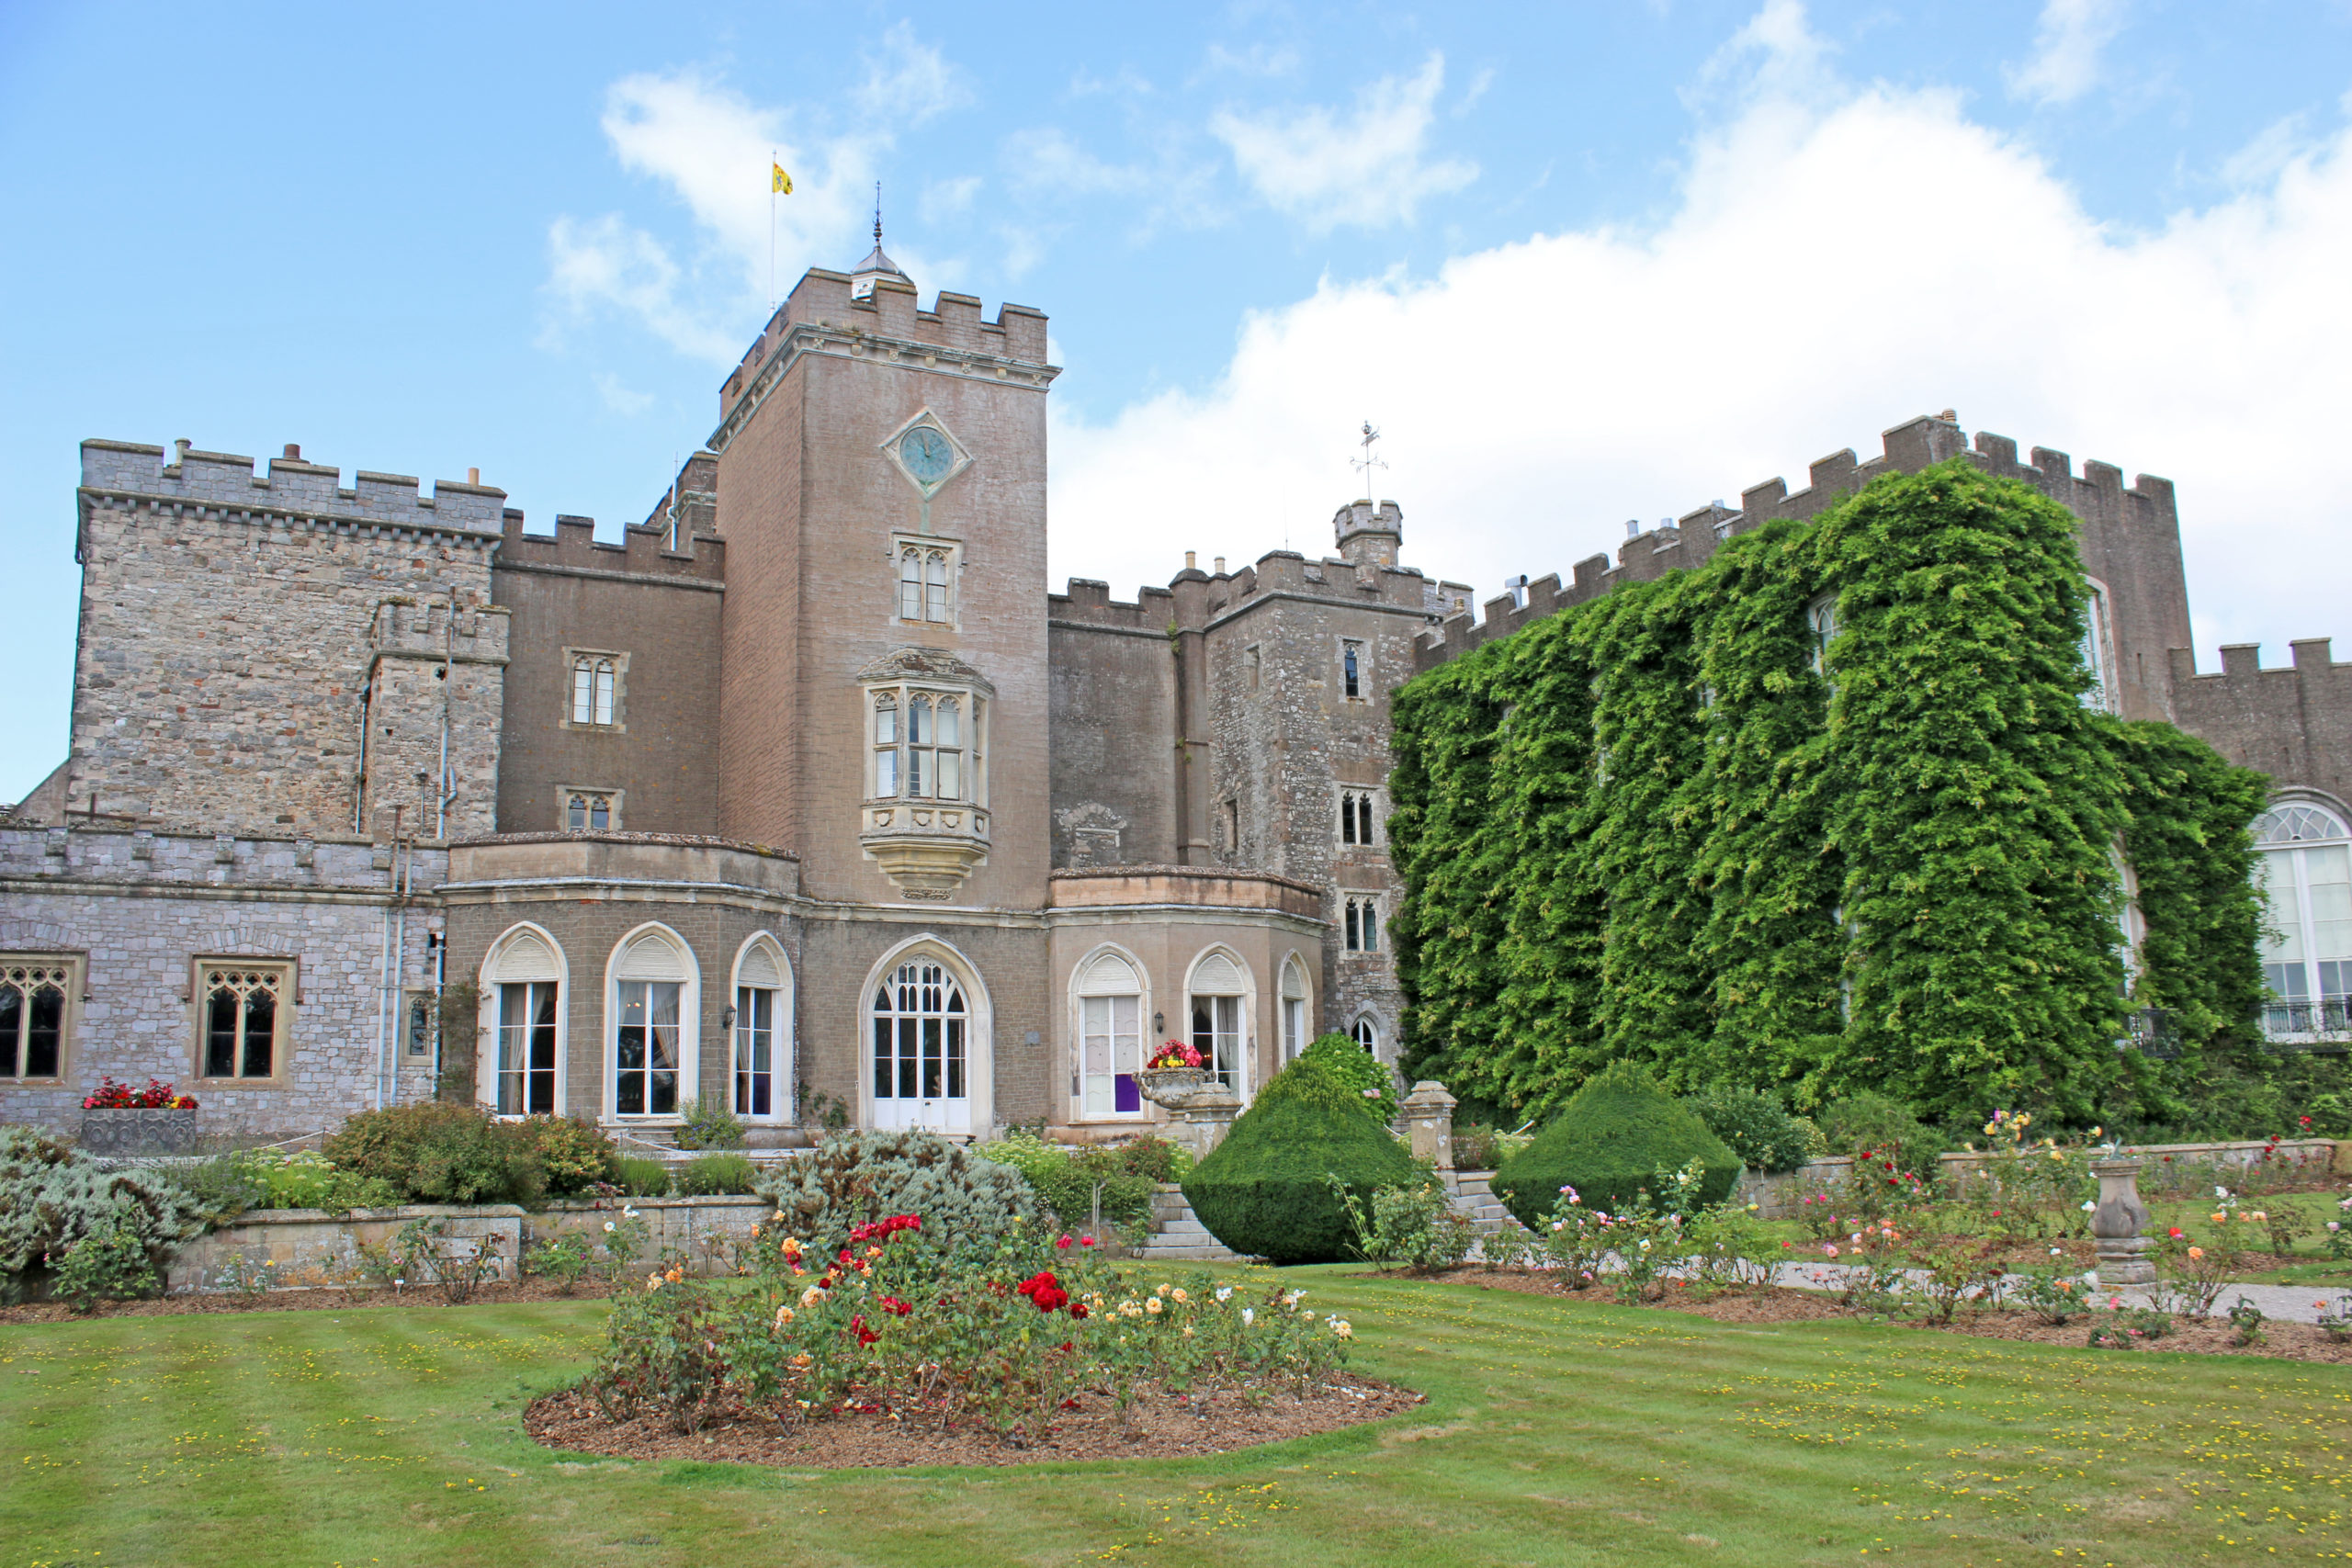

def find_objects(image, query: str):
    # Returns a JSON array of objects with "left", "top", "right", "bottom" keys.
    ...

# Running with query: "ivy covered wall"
[{"left": 1388, "top": 462, "right": 2268, "bottom": 1127}]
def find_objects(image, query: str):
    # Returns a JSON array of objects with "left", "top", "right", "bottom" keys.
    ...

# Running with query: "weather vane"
[{"left": 1351, "top": 421, "right": 1387, "bottom": 502}]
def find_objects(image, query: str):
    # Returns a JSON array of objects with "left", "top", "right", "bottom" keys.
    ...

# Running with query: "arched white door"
[{"left": 870, "top": 957, "right": 974, "bottom": 1133}]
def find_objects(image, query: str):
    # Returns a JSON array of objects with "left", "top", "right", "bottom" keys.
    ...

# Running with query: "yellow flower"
[
  {"left": 773, "top": 1304, "right": 796, "bottom": 1328},
  {"left": 1156, "top": 1283, "right": 1171, "bottom": 1296},
  {"left": 664, "top": 1267, "right": 683, "bottom": 1283},
  {"left": 801, "top": 1284, "right": 829, "bottom": 1307},
  {"left": 1146, "top": 1296, "right": 1164, "bottom": 1314},
  {"left": 1170, "top": 1288, "right": 1189, "bottom": 1304}
]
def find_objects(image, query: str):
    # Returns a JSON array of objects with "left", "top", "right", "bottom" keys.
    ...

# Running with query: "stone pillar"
[
  {"left": 1401, "top": 1081, "right": 1457, "bottom": 1172},
  {"left": 2089, "top": 1156, "right": 2156, "bottom": 1288},
  {"left": 1170, "top": 1086, "right": 1242, "bottom": 1165}
]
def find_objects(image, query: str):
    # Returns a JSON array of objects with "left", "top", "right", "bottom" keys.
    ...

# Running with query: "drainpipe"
[{"left": 435, "top": 597, "right": 455, "bottom": 840}]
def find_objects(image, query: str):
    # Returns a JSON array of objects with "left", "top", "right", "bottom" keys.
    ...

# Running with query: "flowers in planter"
[
  {"left": 1146, "top": 1041, "right": 1203, "bottom": 1070},
  {"left": 82, "top": 1077, "right": 197, "bottom": 1110}
]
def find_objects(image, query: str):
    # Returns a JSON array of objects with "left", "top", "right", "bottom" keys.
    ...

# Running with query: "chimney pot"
[
  {"left": 1184, "top": 550, "right": 1197, "bottom": 571},
  {"left": 467, "top": 467, "right": 481, "bottom": 486},
  {"left": 1213, "top": 556, "right": 1226, "bottom": 575},
  {"left": 283, "top": 443, "right": 300, "bottom": 459}
]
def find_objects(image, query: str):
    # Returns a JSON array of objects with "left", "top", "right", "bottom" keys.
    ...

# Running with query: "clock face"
[{"left": 899, "top": 426, "right": 955, "bottom": 484}]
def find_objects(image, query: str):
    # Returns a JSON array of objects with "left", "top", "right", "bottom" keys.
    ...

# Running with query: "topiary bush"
[
  {"left": 1298, "top": 1032, "right": 1400, "bottom": 1122},
  {"left": 0, "top": 1126, "right": 203, "bottom": 1304},
  {"left": 1687, "top": 1085, "right": 1813, "bottom": 1175},
  {"left": 1181, "top": 1055, "right": 1419, "bottom": 1264},
  {"left": 754, "top": 1130, "right": 1040, "bottom": 1255},
  {"left": 1492, "top": 1062, "right": 1740, "bottom": 1229}
]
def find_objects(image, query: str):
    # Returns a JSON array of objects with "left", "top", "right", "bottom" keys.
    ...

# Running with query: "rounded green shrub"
[
  {"left": 1814, "top": 1089, "right": 1939, "bottom": 1178},
  {"left": 1298, "top": 1031, "right": 1400, "bottom": 1122},
  {"left": 1, "top": 1126, "right": 203, "bottom": 1304},
  {"left": 1687, "top": 1085, "right": 1813, "bottom": 1175},
  {"left": 510, "top": 1115, "right": 622, "bottom": 1195},
  {"left": 1492, "top": 1062, "right": 1739, "bottom": 1229},
  {"left": 1181, "top": 1055, "right": 1419, "bottom": 1264},
  {"left": 322, "top": 1101, "right": 548, "bottom": 1205},
  {"left": 755, "top": 1130, "right": 1040, "bottom": 1255}
]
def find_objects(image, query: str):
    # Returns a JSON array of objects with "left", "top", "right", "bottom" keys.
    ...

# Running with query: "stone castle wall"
[
  {"left": 70, "top": 440, "right": 505, "bottom": 840},
  {"left": 0, "top": 825, "right": 443, "bottom": 1141},
  {"left": 2169, "top": 639, "right": 2352, "bottom": 810},
  {"left": 492, "top": 510, "right": 726, "bottom": 835}
]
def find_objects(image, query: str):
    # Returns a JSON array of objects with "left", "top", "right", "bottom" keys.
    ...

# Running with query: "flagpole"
[{"left": 768, "top": 148, "right": 776, "bottom": 310}]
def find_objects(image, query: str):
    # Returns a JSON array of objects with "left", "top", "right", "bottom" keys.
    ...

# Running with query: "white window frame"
[
  {"left": 1279, "top": 954, "right": 1311, "bottom": 1062},
  {"left": 563, "top": 649, "right": 628, "bottom": 731},
  {"left": 0, "top": 953, "right": 80, "bottom": 1083},
  {"left": 863, "top": 937, "right": 991, "bottom": 1134},
  {"left": 1183, "top": 946, "right": 1255, "bottom": 1100},
  {"left": 1351, "top": 1015, "right": 1380, "bottom": 1055},
  {"left": 2253, "top": 797, "right": 2352, "bottom": 1042},
  {"left": 560, "top": 786, "right": 623, "bottom": 833},
  {"left": 192, "top": 958, "right": 295, "bottom": 1084},
  {"left": 603, "top": 923, "right": 701, "bottom": 1122},
  {"left": 729, "top": 932, "right": 795, "bottom": 1122},
  {"left": 477, "top": 922, "right": 569, "bottom": 1118},
  {"left": 1071, "top": 944, "right": 1149, "bottom": 1122},
  {"left": 865, "top": 682, "right": 987, "bottom": 806},
  {"left": 1806, "top": 593, "right": 1839, "bottom": 680},
  {"left": 890, "top": 536, "right": 962, "bottom": 628}
]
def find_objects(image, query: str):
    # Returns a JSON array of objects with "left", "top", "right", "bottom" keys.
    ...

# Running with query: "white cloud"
[
  {"left": 2007, "top": 0, "right": 2131, "bottom": 107},
  {"left": 593, "top": 372, "right": 655, "bottom": 417},
  {"left": 1210, "top": 53, "right": 1477, "bottom": 231},
  {"left": 855, "top": 21, "right": 971, "bottom": 127},
  {"left": 542, "top": 43, "right": 956, "bottom": 363},
  {"left": 1050, "top": 39, "right": 2352, "bottom": 674},
  {"left": 922, "top": 175, "right": 983, "bottom": 221}
]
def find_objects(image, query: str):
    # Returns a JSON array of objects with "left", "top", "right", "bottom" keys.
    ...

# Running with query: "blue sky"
[{"left": 5, "top": 1, "right": 2350, "bottom": 801}]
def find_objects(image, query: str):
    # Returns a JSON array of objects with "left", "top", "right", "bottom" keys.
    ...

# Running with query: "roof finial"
[{"left": 875, "top": 181, "right": 883, "bottom": 246}]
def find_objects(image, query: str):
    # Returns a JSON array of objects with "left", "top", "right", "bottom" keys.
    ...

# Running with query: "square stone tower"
[{"left": 706, "top": 251, "right": 1057, "bottom": 909}]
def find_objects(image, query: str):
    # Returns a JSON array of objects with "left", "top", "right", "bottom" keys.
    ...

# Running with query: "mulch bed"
[
  {"left": 0, "top": 1276, "right": 618, "bottom": 1325},
  {"left": 524, "top": 1376, "right": 1425, "bottom": 1469},
  {"left": 1430, "top": 1267, "right": 2352, "bottom": 1363}
]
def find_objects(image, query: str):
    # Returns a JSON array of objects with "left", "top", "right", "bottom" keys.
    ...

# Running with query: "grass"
[{"left": 3, "top": 1270, "right": 2348, "bottom": 1566}]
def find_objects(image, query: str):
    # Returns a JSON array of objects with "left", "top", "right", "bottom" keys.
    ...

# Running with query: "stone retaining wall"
[
  {"left": 164, "top": 1194, "right": 777, "bottom": 1294},
  {"left": 1733, "top": 1138, "right": 2344, "bottom": 1221}
]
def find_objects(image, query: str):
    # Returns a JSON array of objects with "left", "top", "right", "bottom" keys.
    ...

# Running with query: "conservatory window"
[
  {"left": 496, "top": 980, "right": 559, "bottom": 1114},
  {"left": 614, "top": 980, "right": 681, "bottom": 1116},
  {"left": 2253, "top": 802, "right": 2352, "bottom": 1039}
]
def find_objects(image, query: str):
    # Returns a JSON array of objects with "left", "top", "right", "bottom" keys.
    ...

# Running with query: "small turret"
[
  {"left": 850, "top": 197, "right": 909, "bottom": 301},
  {"left": 1334, "top": 499, "right": 1402, "bottom": 569}
]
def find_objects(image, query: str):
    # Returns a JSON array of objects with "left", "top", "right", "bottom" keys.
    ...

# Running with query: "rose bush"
[{"left": 583, "top": 1212, "right": 1351, "bottom": 1445}]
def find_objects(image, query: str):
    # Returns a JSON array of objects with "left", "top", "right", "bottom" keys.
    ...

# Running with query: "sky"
[{"left": 4, "top": 0, "right": 2350, "bottom": 802}]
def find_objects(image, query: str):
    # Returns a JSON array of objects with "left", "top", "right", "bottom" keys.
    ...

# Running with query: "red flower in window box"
[{"left": 1146, "top": 1041, "right": 1203, "bottom": 1070}]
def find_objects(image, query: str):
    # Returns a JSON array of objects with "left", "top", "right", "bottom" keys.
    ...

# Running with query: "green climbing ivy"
[{"left": 1388, "top": 460, "right": 2269, "bottom": 1127}]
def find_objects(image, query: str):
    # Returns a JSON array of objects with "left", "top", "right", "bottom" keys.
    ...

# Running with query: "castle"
[{"left": 4, "top": 242, "right": 2346, "bottom": 1144}]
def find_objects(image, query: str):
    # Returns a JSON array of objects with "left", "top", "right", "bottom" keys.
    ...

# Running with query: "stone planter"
[
  {"left": 1135, "top": 1066, "right": 1205, "bottom": 1107},
  {"left": 79, "top": 1108, "right": 198, "bottom": 1156},
  {"left": 2089, "top": 1156, "right": 2155, "bottom": 1288}
]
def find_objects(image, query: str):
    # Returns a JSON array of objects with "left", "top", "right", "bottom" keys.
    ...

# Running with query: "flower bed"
[{"left": 542, "top": 1212, "right": 1383, "bottom": 1458}]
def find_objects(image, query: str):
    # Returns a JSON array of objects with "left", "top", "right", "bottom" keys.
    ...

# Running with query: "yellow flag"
[{"left": 772, "top": 163, "right": 793, "bottom": 195}]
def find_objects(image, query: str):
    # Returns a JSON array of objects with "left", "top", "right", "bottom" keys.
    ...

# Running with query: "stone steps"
[{"left": 1136, "top": 1183, "right": 1242, "bottom": 1262}]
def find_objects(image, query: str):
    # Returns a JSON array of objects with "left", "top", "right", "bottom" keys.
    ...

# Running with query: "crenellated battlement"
[
  {"left": 714, "top": 268, "right": 1057, "bottom": 441},
  {"left": 79, "top": 439, "right": 507, "bottom": 536},
  {"left": 1049, "top": 578, "right": 1175, "bottom": 632},
  {"left": 494, "top": 510, "right": 725, "bottom": 585},
  {"left": 1413, "top": 414, "right": 2187, "bottom": 674},
  {"left": 2169, "top": 639, "right": 2352, "bottom": 806}
]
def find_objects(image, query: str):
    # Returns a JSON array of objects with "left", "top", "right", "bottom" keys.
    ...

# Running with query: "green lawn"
[{"left": 3, "top": 1271, "right": 2347, "bottom": 1567}]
